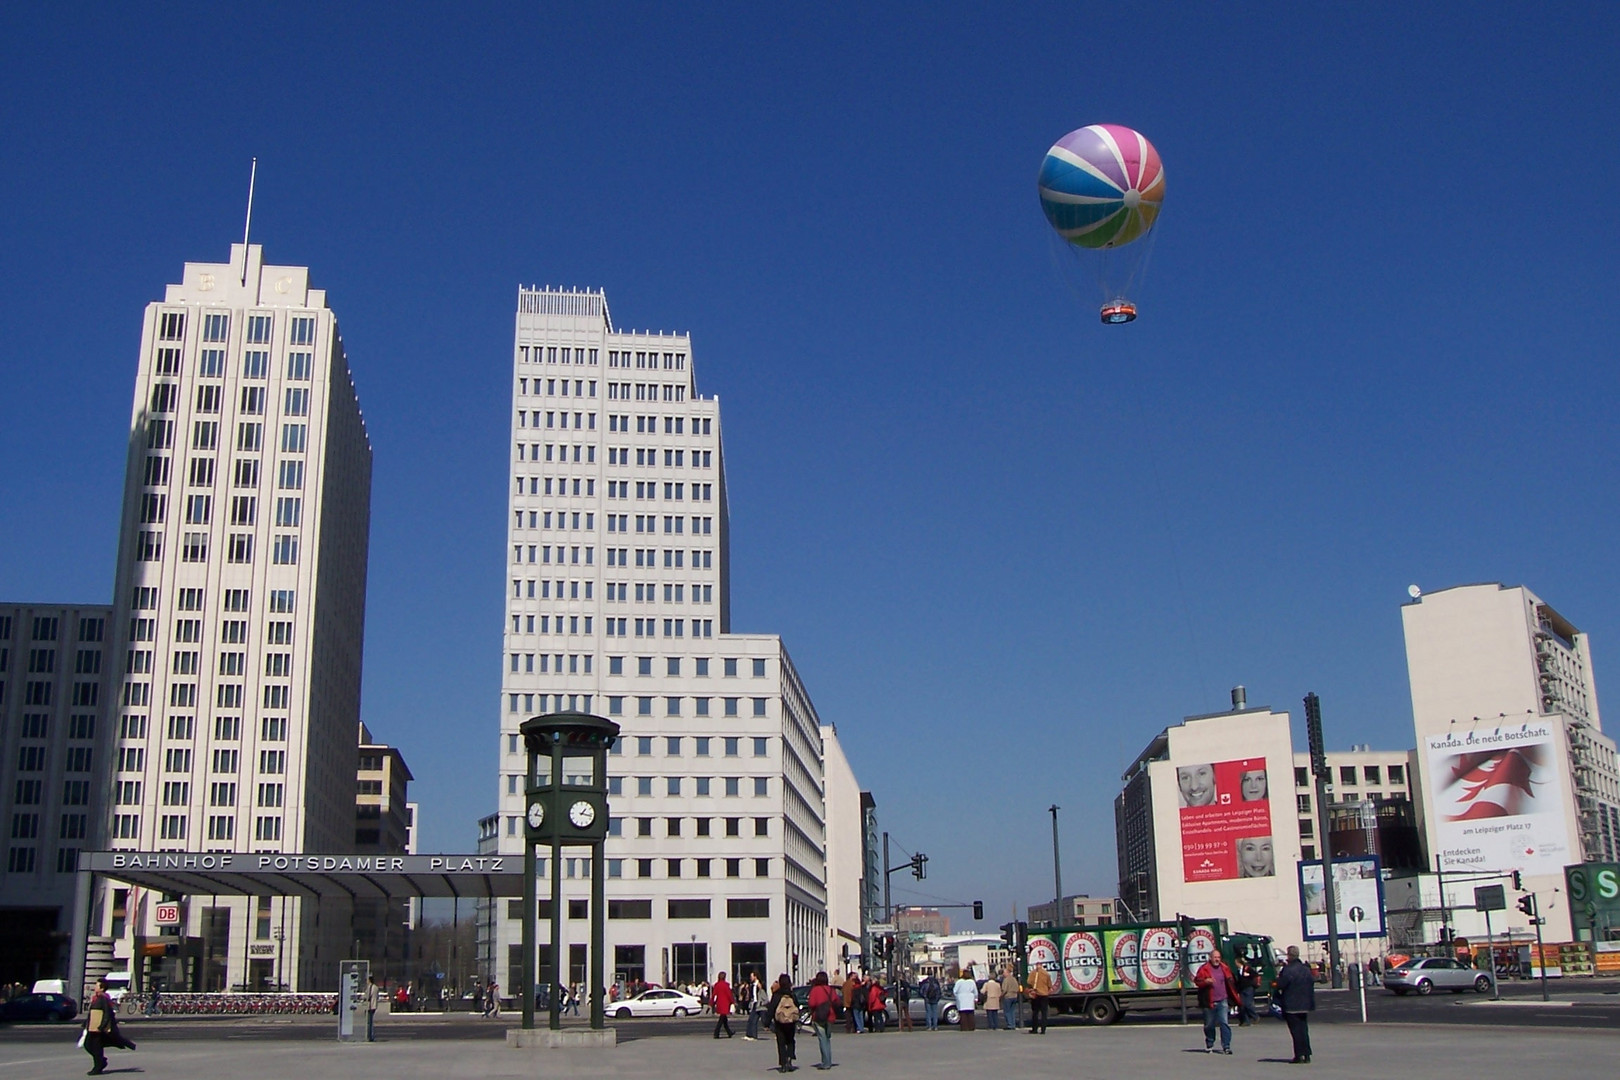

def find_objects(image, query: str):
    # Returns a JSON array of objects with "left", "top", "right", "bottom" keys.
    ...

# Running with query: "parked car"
[
  {"left": 610, "top": 987, "right": 704, "bottom": 1018},
  {"left": 1383, "top": 957, "right": 1493, "bottom": 995},
  {"left": 0, "top": 993, "right": 79, "bottom": 1022}
]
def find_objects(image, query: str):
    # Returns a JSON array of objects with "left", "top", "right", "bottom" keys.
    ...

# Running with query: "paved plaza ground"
[{"left": 3, "top": 1014, "right": 1616, "bottom": 1080}]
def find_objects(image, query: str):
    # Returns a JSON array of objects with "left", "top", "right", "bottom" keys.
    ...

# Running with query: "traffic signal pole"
[{"left": 1305, "top": 693, "right": 1343, "bottom": 989}]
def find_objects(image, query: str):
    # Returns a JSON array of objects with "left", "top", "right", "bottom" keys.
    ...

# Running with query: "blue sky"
[{"left": 3, "top": 3, "right": 1618, "bottom": 926}]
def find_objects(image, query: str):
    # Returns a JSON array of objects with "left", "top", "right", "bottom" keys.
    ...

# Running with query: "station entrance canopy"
[{"left": 82, "top": 850, "right": 524, "bottom": 900}]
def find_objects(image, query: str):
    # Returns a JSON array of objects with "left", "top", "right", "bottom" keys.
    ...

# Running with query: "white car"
[{"left": 611, "top": 987, "right": 705, "bottom": 1018}]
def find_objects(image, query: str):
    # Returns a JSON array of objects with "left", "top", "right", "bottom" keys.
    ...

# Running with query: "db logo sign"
[{"left": 154, "top": 903, "right": 181, "bottom": 926}]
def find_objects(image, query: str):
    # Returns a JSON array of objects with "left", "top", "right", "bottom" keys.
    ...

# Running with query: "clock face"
[
  {"left": 527, "top": 802, "right": 545, "bottom": 829},
  {"left": 569, "top": 801, "right": 596, "bottom": 828}
]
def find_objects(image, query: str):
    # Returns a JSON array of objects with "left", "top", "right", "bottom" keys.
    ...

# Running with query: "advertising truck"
[{"left": 1021, "top": 918, "right": 1275, "bottom": 1025}]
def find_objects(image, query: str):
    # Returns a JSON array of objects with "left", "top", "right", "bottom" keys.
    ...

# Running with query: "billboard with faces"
[{"left": 1176, "top": 757, "right": 1275, "bottom": 883}]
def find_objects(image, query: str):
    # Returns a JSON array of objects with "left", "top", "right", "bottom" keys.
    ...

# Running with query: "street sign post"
[
  {"left": 1476, "top": 884, "right": 1505, "bottom": 1000},
  {"left": 1347, "top": 906, "right": 1367, "bottom": 1023}
]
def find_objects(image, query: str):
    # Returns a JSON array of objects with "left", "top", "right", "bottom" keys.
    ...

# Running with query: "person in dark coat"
[
  {"left": 82, "top": 978, "right": 136, "bottom": 1075},
  {"left": 766, "top": 973, "right": 799, "bottom": 1072},
  {"left": 1273, "top": 946, "right": 1317, "bottom": 1064}
]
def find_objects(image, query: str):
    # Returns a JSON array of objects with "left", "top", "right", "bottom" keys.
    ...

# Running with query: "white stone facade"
[
  {"left": 491, "top": 288, "right": 828, "bottom": 992},
  {"left": 101, "top": 244, "right": 372, "bottom": 991}
]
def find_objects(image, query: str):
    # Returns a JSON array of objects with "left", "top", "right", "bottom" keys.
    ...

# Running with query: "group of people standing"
[{"left": 1194, "top": 945, "right": 1318, "bottom": 1064}]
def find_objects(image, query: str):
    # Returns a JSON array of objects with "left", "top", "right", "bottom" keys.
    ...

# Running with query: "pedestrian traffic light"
[
  {"left": 1517, "top": 894, "right": 1537, "bottom": 917},
  {"left": 1015, "top": 921, "right": 1028, "bottom": 954},
  {"left": 973, "top": 900, "right": 984, "bottom": 921},
  {"left": 1511, "top": 870, "right": 1523, "bottom": 891},
  {"left": 1001, "top": 922, "right": 1016, "bottom": 950}
]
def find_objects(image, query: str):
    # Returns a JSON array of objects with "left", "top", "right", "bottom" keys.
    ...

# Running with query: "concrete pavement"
[{"left": 3, "top": 1017, "right": 1616, "bottom": 1080}]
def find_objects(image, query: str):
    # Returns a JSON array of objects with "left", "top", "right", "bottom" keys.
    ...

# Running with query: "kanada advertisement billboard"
[
  {"left": 1426, "top": 723, "right": 1572, "bottom": 875},
  {"left": 1177, "top": 757, "right": 1274, "bottom": 882}
]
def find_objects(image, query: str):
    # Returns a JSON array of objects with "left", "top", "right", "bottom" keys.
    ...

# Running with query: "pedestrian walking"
[
  {"left": 82, "top": 977, "right": 136, "bottom": 1075},
  {"left": 364, "top": 975, "right": 382, "bottom": 1041},
  {"left": 1237, "top": 959, "right": 1260, "bottom": 1026},
  {"left": 746, "top": 972, "right": 766, "bottom": 1040},
  {"left": 712, "top": 972, "right": 735, "bottom": 1038},
  {"left": 952, "top": 968, "right": 978, "bottom": 1032},
  {"left": 768, "top": 974, "right": 800, "bottom": 1072},
  {"left": 1000, "top": 965, "right": 1022, "bottom": 1030},
  {"left": 483, "top": 978, "right": 501, "bottom": 1018},
  {"left": 982, "top": 970, "right": 1003, "bottom": 1029},
  {"left": 1274, "top": 946, "right": 1316, "bottom": 1064},
  {"left": 1024, "top": 962, "right": 1053, "bottom": 1034},
  {"left": 807, "top": 971, "right": 838, "bottom": 1070},
  {"left": 895, "top": 973, "right": 914, "bottom": 1031},
  {"left": 920, "top": 972, "right": 942, "bottom": 1030},
  {"left": 1193, "top": 949, "right": 1235, "bottom": 1054}
]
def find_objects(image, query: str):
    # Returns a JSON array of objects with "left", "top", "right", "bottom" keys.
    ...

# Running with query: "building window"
[
  {"left": 1294, "top": 767, "right": 1309, "bottom": 787},
  {"left": 753, "top": 777, "right": 768, "bottom": 797},
  {"left": 1339, "top": 766, "right": 1357, "bottom": 786},
  {"left": 751, "top": 698, "right": 767, "bottom": 717},
  {"left": 1389, "top": 764, "right": 1405, "bottom": 784},
  {"left": 752, "top": 658, "right": 766, "bottom": 678},
  {"left": 1364, "top": 765, "right": 1382, "bottom": 785}
]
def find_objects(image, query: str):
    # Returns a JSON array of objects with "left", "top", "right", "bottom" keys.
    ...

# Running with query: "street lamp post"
[{"left": 1049, "top": 806, "right": 1063, "bottom": 918}]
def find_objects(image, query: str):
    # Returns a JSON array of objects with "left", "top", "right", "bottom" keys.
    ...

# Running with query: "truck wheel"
[{"left": 1086, "top": 998, "right": 1119, "bottom": 1025}]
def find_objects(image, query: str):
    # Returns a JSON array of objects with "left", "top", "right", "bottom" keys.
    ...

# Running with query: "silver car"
[{"left": 1382, "top": 957, "right": 1493, "bottom": 995}]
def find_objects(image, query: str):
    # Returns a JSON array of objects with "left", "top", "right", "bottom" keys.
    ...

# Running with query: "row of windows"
[
  {"left": 157, "top": 311, "right": 315, "bottom": 348},
  {"left": 606, "top": 383, "right": 688, "bottom": 402},
  {"left": 14, "top": 745, "right": 94, "bottom": 772},
  {"left": 0, "top": 616, "right": 104, "bottom": 643},
  {"left": 7, "top": 845, "right": 88, "bottom": 874},
  {"left": 604, "top": 518, "right": 717, "bottom": 538},
  {"left": 141, "top": 454, "right": 304, "bottom": 492},
  {"left": 610, "top": 549, "right": 716, "bottom": 569},
  {"left": 606, "top": 482, "right": 716, "bottom": 503},
  {"left": 1291, "top": 764, "right": 1406, "bottom": 787},
  {"left": 109, "top": 813, "right": 282, "bottom": 843},
  {"left": 517, "top": 378, "right": 596, "bottom": 399},
  {"left": 601, "top": 618, "right": 715, "bottom": 639},
  {"left": 125, "top": 620, "right": 294, "bottom": 657},
  {"left": 146, "top": 418, "right": 306, "bottom": 455},
  {"left": 139, "top": 494, "right": 303, "bottom": 529},
  {"left": 606, "top": 349, "right": 685, "bottom": 371},
  {"left": 607, "top": 415, "right": 712, "bottom": 436},
  {"left": 517, "top": 410, "right": 596, "bottom": 431},
  {"left": 9, "top": 812, "right": 88, "bottom": 840},
  {"left": 603, "top": 583, "right": 716, "bottom": 604},
  {"left": 13, "top": 779, "right": 93, "bottom": 806},
  {"left": 13, "top": 679, "right": 98, "bottom": 707},
  {"left": 131, "top": 586, "right": 280, "bottom": 613},
  {"left": 173, "top": 348, "right": 312, "bottom": 381},
  {"left": 605, "top": 447, "right": 714, "bottom": 469},
  {"left": 151, "top": 383, "right": 311, "bottom": 418},
  {"left": 7, "top": 713, "right": 97, "bottom": 739},
  {"left": 516, "top": 443, "right": 597, "bottom": 464},
  {"left": 518, "top": 345, "right": 598, "bottom": 366},
  {"left": 135, "top": 532, "right": 299, "bottom": 565},
  {"left": 588, "top": 696, "right": 769, "bottom": 720}
]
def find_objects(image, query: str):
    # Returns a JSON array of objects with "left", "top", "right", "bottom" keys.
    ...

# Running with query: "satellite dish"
[{"left": 1407, "top": 585, "right": 1422, "bottom": 599}]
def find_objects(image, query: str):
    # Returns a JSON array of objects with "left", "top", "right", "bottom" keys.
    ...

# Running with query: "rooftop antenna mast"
[{"left": 241, "top": 157, "right": 257, "bottom": 285}]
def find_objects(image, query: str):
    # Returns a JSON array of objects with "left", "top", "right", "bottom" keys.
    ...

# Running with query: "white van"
[{"left": 101, "top": 971, "right": 132, "bottom": 1002}]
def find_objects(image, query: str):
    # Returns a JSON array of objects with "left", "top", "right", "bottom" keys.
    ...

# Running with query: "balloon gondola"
[{"left": 1038, "top": 124, "right": 1164, "bottom": 324}]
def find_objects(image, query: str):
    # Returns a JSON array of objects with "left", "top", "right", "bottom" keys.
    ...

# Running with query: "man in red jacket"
[
  {"left": 1194, "top": 951, "right": 1236, "bottom": 1054},
  {"left": 712, "top": 972, "right": 735, "bottom": 1038}
]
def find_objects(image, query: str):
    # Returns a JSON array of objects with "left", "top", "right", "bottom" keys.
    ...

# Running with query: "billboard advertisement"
[
  {"left": 1426, "top": 723, "right": 1572, "bottom": 875},
  {"left": 1297, "top": 856, "right": 1386, "bottom": 941},
  {"left": 1026, "top": 933, "right": 1060, "bottom": 984},
  {"left": 1136, "top": 925, "right": 1184, "bottom": 990},
  {"left": 1060, "top": 930, "right": 1106, "bottom": 993},
  {"left": 1176, "top": 757, "right": 1275, "bottom": 881}
]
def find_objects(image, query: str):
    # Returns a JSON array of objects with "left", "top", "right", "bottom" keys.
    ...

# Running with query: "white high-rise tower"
[
  {"left": 490, "top": 287, "right": 828, "bottom": 992},
  {"left": 103, "top": 244, "right": 372, "bottom": 991}
]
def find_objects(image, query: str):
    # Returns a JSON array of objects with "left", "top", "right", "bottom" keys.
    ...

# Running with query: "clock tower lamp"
[{"left": 518, "top": 711, "right": 619, "bottom": 1033}]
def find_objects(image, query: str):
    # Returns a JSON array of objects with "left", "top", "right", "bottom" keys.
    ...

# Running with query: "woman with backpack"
[
  {"left": 767, "top": 973, "right": 799, "bottom": 1072},
  {"left": 807, "top": 971, "right": 838, "bottom": 1070}
]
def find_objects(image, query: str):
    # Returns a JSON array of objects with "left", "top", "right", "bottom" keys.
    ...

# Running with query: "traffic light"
[
  {"left": 1015, "top": 921, "right": 1028, "bottom": 955},
  {"left": 1517, "top": 894, "right": 1537, "bottom": 917},
  {"left": 1304, "top": 693, "right": 1328, "bottom": 780},
  {"left": 910, "top": 853, "right": 928, "bottom": 880},
  {"left": 1177, "top": 913, "right": 1194, "bottom": 942},
  {"left": 1001, "top": 922, "right": 1016, "bottom": 950},
  {"left": 973, "top": 900, "right": 984, "bottom": 921},
  {"left": 1511, "top": 871, "right": 1523, "bottom": 891}
]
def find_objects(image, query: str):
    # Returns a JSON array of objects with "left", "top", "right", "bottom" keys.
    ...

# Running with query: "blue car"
[{"left": 0, "top": 993, "right": 79, "bottom": 1022}]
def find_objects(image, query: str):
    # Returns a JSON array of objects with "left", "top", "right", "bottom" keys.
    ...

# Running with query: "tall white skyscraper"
[
  {"left": 103, "top": 243, "right": 372, "bottom": 991},
  {"left": 492, "top": 287, "right": 828, "bottom": 991}
]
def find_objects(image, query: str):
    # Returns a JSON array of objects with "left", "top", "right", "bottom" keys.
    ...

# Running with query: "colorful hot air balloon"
[{"left": 1038, "top": 124, "right": 1165, "bottom": 323}]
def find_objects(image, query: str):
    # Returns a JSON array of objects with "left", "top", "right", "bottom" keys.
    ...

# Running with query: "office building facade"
[
  {"left": 100, "top": 243, "right": 372, "bottom": 991},
  {"left": 1403, "top": 582, "right": 1620, "bottom": 940},
  {"left": 0, "top": 604, "right": 113, "bottom": 985},
  {"left": 492, "top": 287, "right": 828, "bottom": 993}
]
